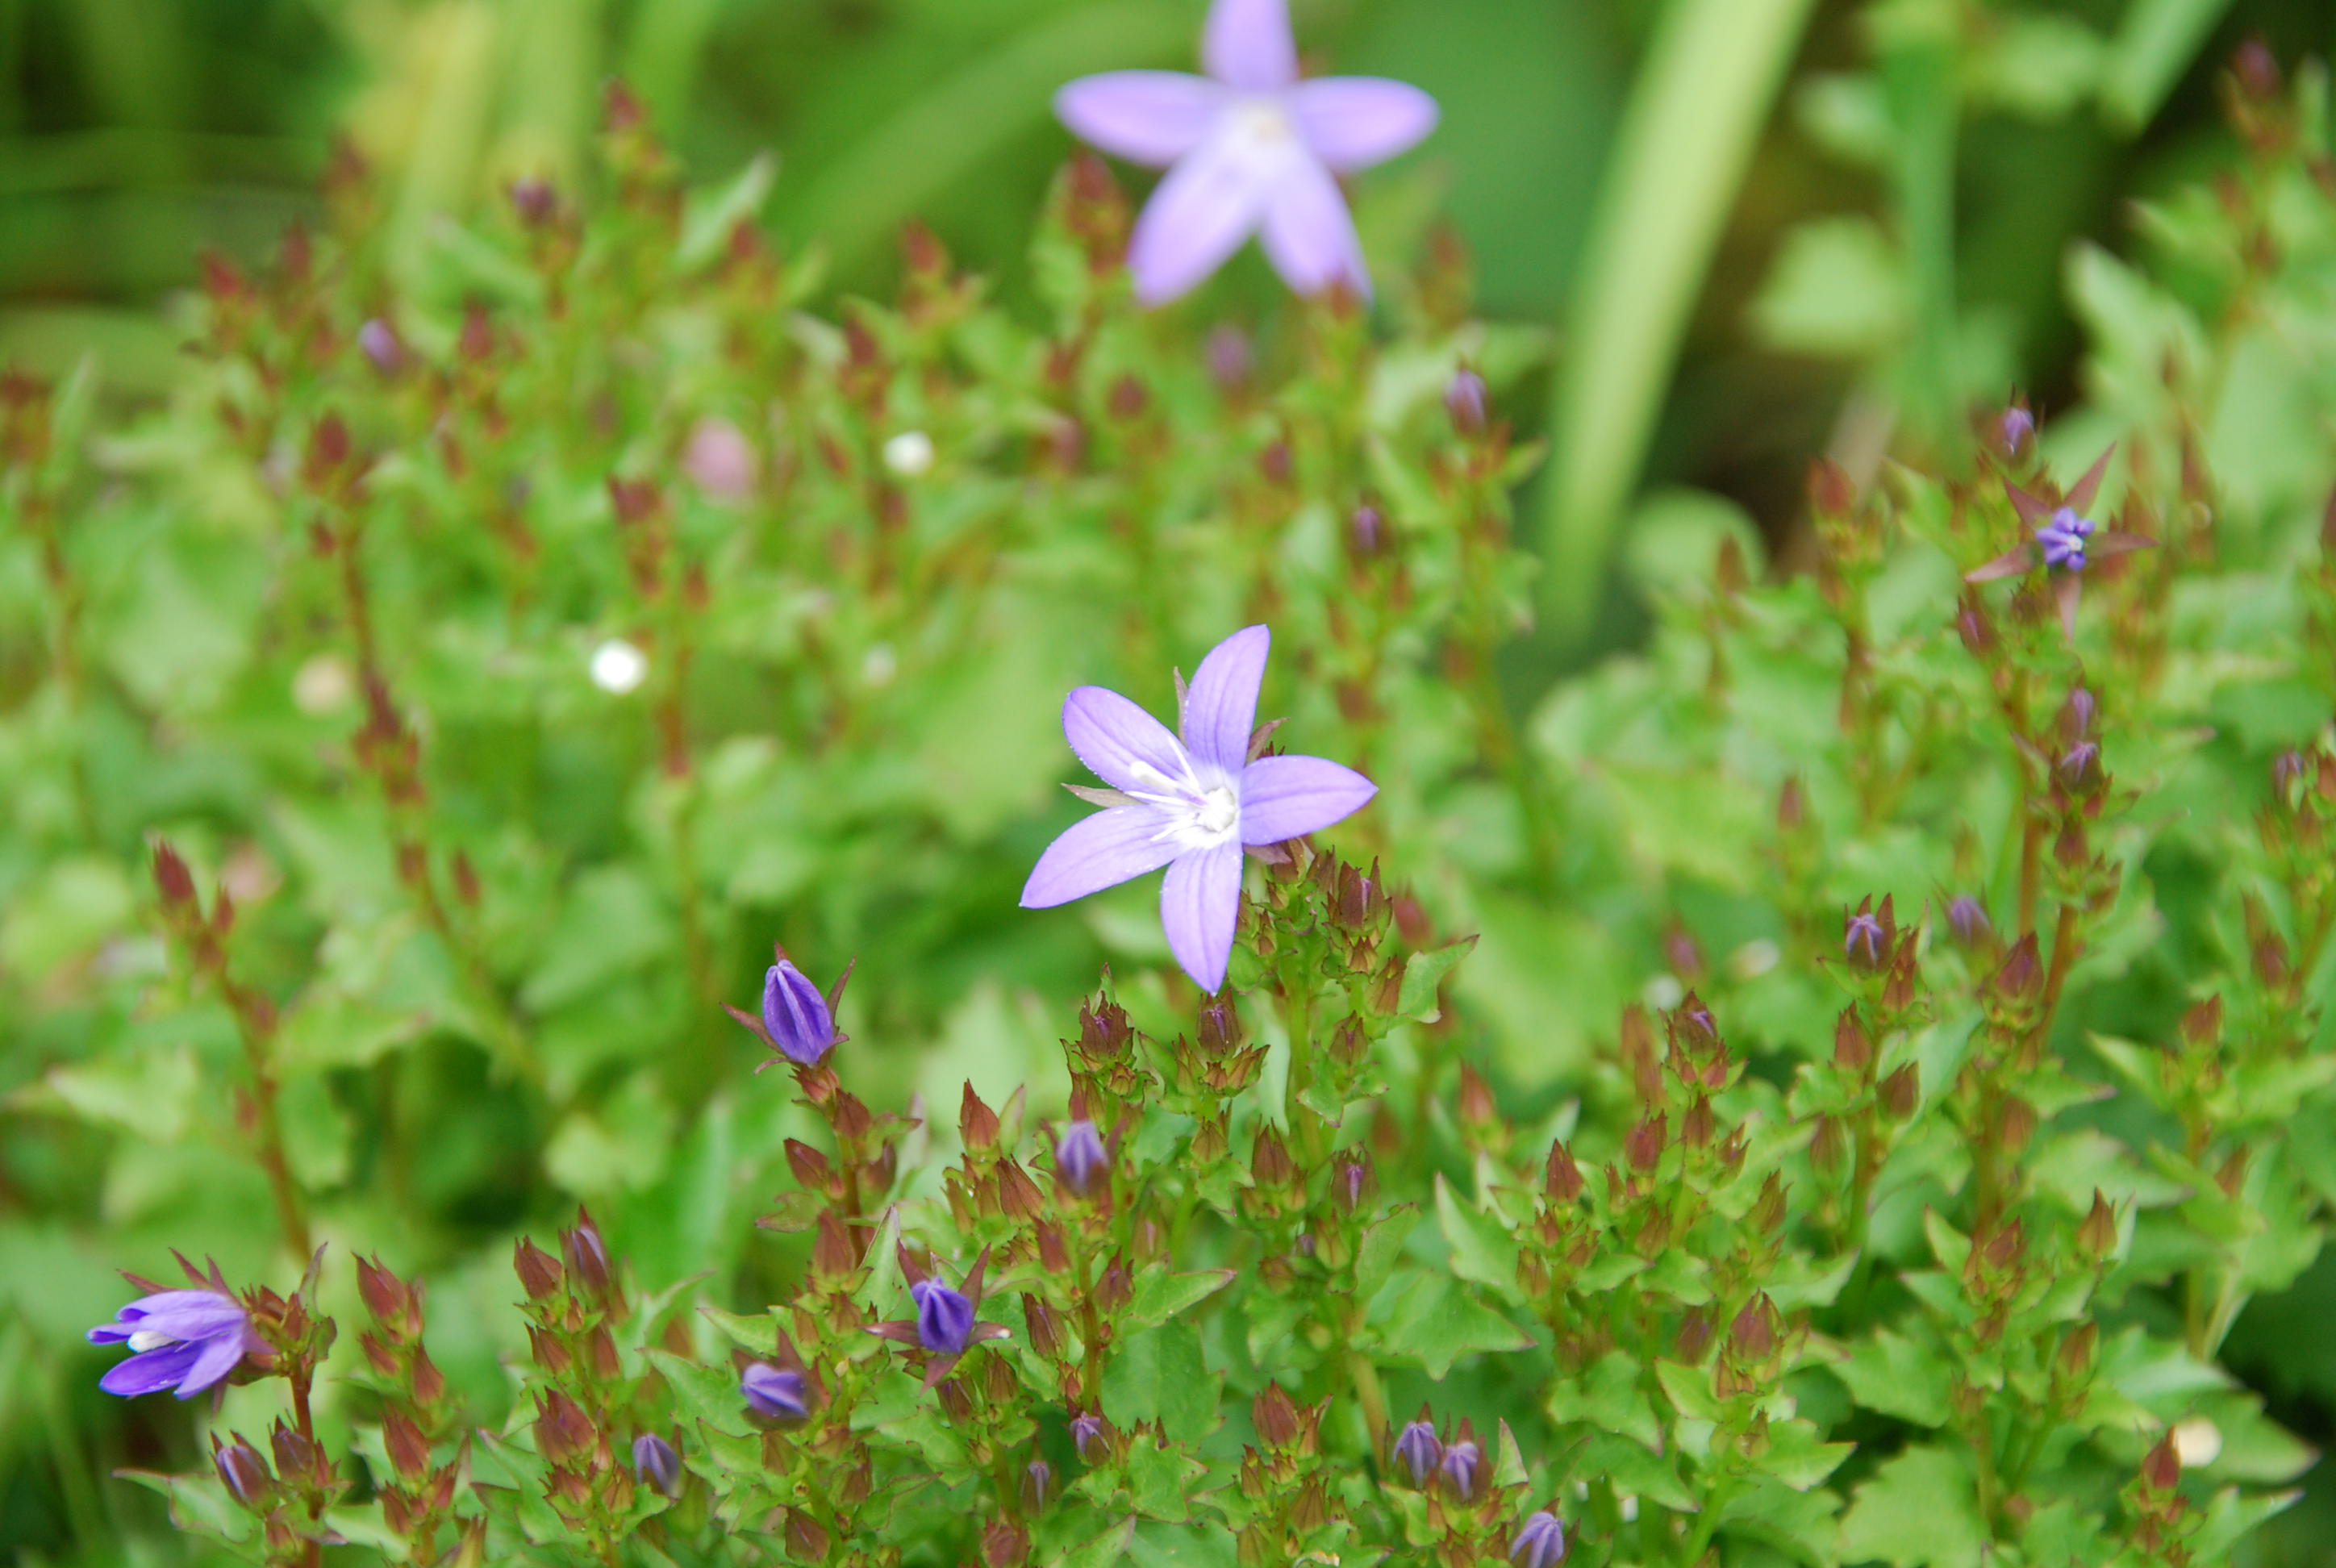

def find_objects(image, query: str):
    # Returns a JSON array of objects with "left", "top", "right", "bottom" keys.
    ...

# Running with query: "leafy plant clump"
[{"left": 8, "top": 54, "right": 2336, "bottom": 1568}]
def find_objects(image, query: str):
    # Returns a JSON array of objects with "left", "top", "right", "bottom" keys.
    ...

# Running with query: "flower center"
[
  {"left": 127, "top": 1329, "right": 177, "bottom": 1353},
  {"left": 1225, "top": 98, "right": 1295, "bottom": 152},
  {"left": 1193, "top": 785, "right": 1239, "bottom": 839}
]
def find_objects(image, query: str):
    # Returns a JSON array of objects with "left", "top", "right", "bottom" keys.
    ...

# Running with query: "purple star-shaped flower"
[
  {"left": 88, "top": 1287, "right": 259, "bottom": 1399},
  {"left": 1965, "top": 445, "right": 2154, "bottom": 641},
  {"left": 1054, "top": 0, "right": 1437, "bottom": 304},
  {"left": 1020, "top": 625, "right": 1377, "bottom": 993}
]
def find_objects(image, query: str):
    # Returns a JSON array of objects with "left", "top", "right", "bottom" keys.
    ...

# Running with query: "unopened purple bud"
[
  {"left": 1844, "top": 911, "right": 1887, "bottom": 968},
  {"left": 358, "top": 318, "right": 406, "bottom": 375},
  {"left": 1022, "top": 1457, "right": 1053, "bottom": 1512},
  {"left": 1055, "top": 1120, "right": 1108, "bottom": 1196},
  {"left": 1439, "top": 1439, "right": 1481, "bottom": 1499},
  {"left": 761, "top": 961, "right": 836, "bottom": 1065},
  {"left": 2274, "top": 749, "right": 2309, "bottom": 799},
  {"left": 2063, "top": 686, "right": 2096, "bottom": 740},
  {"left": 1339, "top": 1160, "right": 1369, "bottom": 1212},
  {"left": 1512, "top": 1510, "right": 1568, "bottom": 1567},
  {"left": 1445, "top": 368, "right": 1488, "bottom": 436},
  {"left": 213, "top": 1438, "right": 273, "bottom": 1509},
  {"left": 1070, "top": 1412, "right": 1107, "bottom": 1460},
  {"left": 1206, "top": 324, "right": 1252, "bottom": 391},
  {"left": 2058, "top": 739, "right": 2102, "bottom": 795},
  {"left": 1394, "top": 1420, "right": 1442, "bottom": 1486},
  {"left": 684, "top": 416, "right": 757, "bottom": 505},
  {"left": 1947, "top": 896, "right": 1990, "bottom": 948},
  {"left": 632, "top": 1432, "right": 682, "bottom": 1495},
  {"left": 911, "top": 1278, "right": 975, "bottom": 1355},
  {"left": 511, "top": 177, "right": 557, "bottom": 227},
  {"left": 741, "top": 1363, "right": 807, "bottom": 1421},
  {"left": 1998, "top": 407, "right": 2034, "bottom": 457}
]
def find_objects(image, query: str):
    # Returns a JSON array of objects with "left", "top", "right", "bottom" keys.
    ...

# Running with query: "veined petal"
[
  {"left": 177, "top": 1330, "right": 248, "bottom": 1398},
  {"left": 1258, "top": 154, "right": 1369, "bottom": 298},
  {"left": 1239, "top": 753, "right": 1377, "bottom": 843},
  {"left": 98, "top": 1341, "right": 202, "bottom": 1398},
  {"left": 1127, "top": 136, "right": 1281, "bottom": 305},
  {"left": 1289, "top": 77, "right": 1438, "bottom": 171},
  {"left": 1162, "top": 841, "right": 1244, "bottom": 993},
  {"left": 1055, "top": 72, "right": 1228, "bottom": 166},
  {"left": 1203, "top": 0, "right": 1297, "bottom": 90},
  {"left": 116, "top": 1292, "right": 245, "bottom": 1341},
  {"left": 1062, "top": 685, "right": 1191, "bottom": 793},
  {"left": 1022, "top": 807, "right": 1181, "bottom": 908},
  {"left": 1181, "top": 624, "right": 1271, "bottom": 772}
]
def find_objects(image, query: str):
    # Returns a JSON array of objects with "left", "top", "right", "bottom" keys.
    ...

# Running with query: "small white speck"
[
  {"left": 2171, "top": 1416, "right": 2221, "bottom": 1467},
  {"left": 882, "top": 430, "right": 934, "bottom": 477},
  {"left": 1618, "top": 1494, "right": 1640, "bottom": 1523},
  {"left": 1642, "top": 974, "right": 1686, "bottom": 1011},
  {"left": 293, "top": 654, "right": 355, "bottom": 715},
  {"left": 1729, "top": 939, "right": 1781, "bottom": 980},
  {"left": 590, "top": 639, "right": 649, "bottom": 694},
  {"left": 861, "top": 644, "right": 898, "bottom": 687}
]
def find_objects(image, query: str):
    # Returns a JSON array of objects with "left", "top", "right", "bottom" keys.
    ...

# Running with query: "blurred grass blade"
[
  {"left": 790, "top": 0, "right": 1190, "bottom": 278},
  {"left": 1538, "top": 0, "right": 1816, "bottom": 644},
  {"left": 2101, "top": 0, "right": 2234, "bottom": 131},
  {"left": 1879, "top": 0, "right": 1961, "bottom": 457}
]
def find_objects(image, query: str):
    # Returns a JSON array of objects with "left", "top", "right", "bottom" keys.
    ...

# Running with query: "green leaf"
[
  {"left": 1397, "top": 936, "right": 1478, "bottom": 1022},
  {"left": 1433, "top": 1174, "right": 1518, "bottom": 1295},
  {"left": 1120, "top": 1435, "right": 1207, "bottom": 1525},
  {"left": 1374, "top": 1272, "right": 1533, "bottom": 1380},
  {"left": 1100, "top": 1324, "right": 1220, "bottom": 1445},
  {"left": 1127, "top": 1520, "right": 1237, "bottom": 1568},
  {"left": 1833, "top": 1329, "right": 1952, "bottom": 1428},
  {"left": 2100, "top": 0, "right": 2234, "bottom": 130},
  {"left": 1123, "top": 1267, "right": 1235, "bottom": 1333},
  {"left": 10, "top": 1045, "right": 198, "bottom": 1143},
  {"left": 1047, "top": 1517, "right": 1137, "bottom": 1568},
  {"left": 1354, "top": 1206, "right": 1420, "bottom": 1299},
  {"left": 1749, "top": 217, "right": 1909, "bottom": 358},
  {"left": 1546, "top": 1350, "right": 1662, "bottom": 1451},
  {"left": 678, "top": 152, "right": 777, "bottom": 271},
  {"left": 1839, "top": 1444, "right": 1984, "bottom": 1567}
]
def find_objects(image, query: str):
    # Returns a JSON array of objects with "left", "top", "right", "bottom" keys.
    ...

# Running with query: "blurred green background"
[{"left": 4, "top": 0, "right": 2333, "bottom": 567}]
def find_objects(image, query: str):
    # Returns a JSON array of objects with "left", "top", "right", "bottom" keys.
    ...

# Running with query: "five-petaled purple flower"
[
  {"left": 741, "top": 1362, "right": 807, "bottom": 1421},
  {"left": 1966, "top": 446, "right": 2154, "bottom": 641},
  {"left": 1393, "top": 1418, "right": 1442, "bottom": 1485},
  {"left": 88, "top": 1287, "right": 259, "bottom": 1399},
  {"left": 1512, "top": 1509, "right": 1569, "bottom": 1567},
  {"left": 870, "top": 1248, "right": 1010, "bottom": 1387},
  {"left": 1021, "top": 625, "right": 1376, "bottom": 993},
  {"left": 1055, "top": 1120, "right": 1110, "bottom": 1196},
  {"left": 1054, "top": 0, "right": 1437, "bottom": 303}
]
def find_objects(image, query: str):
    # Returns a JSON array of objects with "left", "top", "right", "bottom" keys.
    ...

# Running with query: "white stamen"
[
  {"left": 1226, "top": 98, "right": 1296, "bottom": 151},
  {"left": 127, "top": 1328, "right": 177, "bottom": 1353}
]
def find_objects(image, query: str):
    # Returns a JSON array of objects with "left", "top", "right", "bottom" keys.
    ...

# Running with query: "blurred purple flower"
[
  {"left": 741, "top": 1363, "right": 807, "bottom": 1420},
  {"left": 684, "top": 416, "right": 758, "bottom": 505},
  {"left": 1071, "top": 1411, "right": 1108, "bottom": 1459},
  {"left": 1844, "top": 908, "right": 1888, "bottom": 968},
  {"left": 1512, "top": 1510, "right": 1568, "bottom": 1566},
  {"left": 1393, "top": 1419, "right": 1441, "bottom": 1485},
  {"left": 88, "top": 1288, "right": 257, "bottom": 1399},
  {"left": 358, "top": 319, "right": 406, "bottom": 375},
  {"left": 1947, "top": 895, "right": 1990, "bottom": 948},
  {"left": 1967, "top": 447, "right": 2153, "bottom": 641},
  {"left": 1998, "top": 404, "right": 2034, "bottom": 457},
  {"left": 1053, "top": 0, "right": 1437, "bottom": 303},
  {"left": 1445, "top": 367, "right": 1488, "bottom": 434},
  {"left": 1021, "top": 625, "right": 1376, "bottom": 993},
  {"left": 1439, "top": 1437, "right": 1480, "bottom": 1499},
  {"left": 1055, "top": 1120, "right": 1109, "bottom": 1195},
  {"left": 632, "top": 1432, "right": 682, "bottom": 1495}
]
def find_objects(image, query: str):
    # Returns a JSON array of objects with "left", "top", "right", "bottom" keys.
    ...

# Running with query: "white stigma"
[
  {"left": 1226, "top": 98, "right": 1296, "bottom": 151},
  {"left": 1122, "top": 757, "right": 1243, "bottom": 851},
  {"left": 127, "top": 1328, "right": 177, "bottom": 1353},
  {"left": 590, "top": 638, "right": 649, "bottom": 694},
  {"left": 1194, "top": 786, "right": 1237, "bottom": 838}
]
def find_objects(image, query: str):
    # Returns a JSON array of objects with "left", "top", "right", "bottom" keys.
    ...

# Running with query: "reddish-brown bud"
[
  {"left": 1545, "top": 1141, "right": 1584, "bottom": 1203},
  {"left": 959, "top": 1083, "right": 999, "bottom": 1153},
  {"left": 152, "top": 841, "right": 198, "bottom": 909},
  {"left": 2142, "top": 1432, "right": 2182, "bottom": 1491},
  {"left": 1833, "top": 1008, "right": 1872, "bottom": 1074},
  {"left": 1252, "top": 1382, "right": 1301, "bottom": 1449},
  {"left": 383, "top": 1409, "right": 432, "bottom": 1483},
  {"left": 1251, "top": 1125, "right": 1296, "bottom": 1190},
  {"left": 1879, "top": 1064, "right": 1920, "bottom": 1120},
  {"left": 1624, "top": 1115, "right": 1666, "bottom": 1173},
  {"left": 1022, "top": 1295, "right": 1063, "bottom": 1360},
  {"left": 513, "top": 1238, "right": 563, "bottom": 1301}
]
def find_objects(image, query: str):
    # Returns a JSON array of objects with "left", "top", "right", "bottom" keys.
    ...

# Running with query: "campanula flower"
[
  {"left": 1021, "top": 626, "right": 1376, "bottom": 993},
  {"left": 741, "top": 1363, "right": 807, "bottom": 1421},
  {"left": 1512, "top": 1510, "right": 1569, "bottom": 1566},
  {"left": 1055, "top": 1120, "right": 1109, "bottom": 1196},
  {"left": 869, "top": 1248, "right": 1010, "bottom": 1387},
  {"left": 1947, "top": 895, "right": 1991, "bottom": 949},
  {"left": 1844, "top": 909, "right": 1887, "bottom": 968},
  {"left": 1071, "top": 1412, "right": 1108, "bottom": 1460},
  {"left": 1054, "top": 0, "right": 1437, "bottom": 302},
  {"left": 913, "top": 1278, "right": 976, "bottom": 1354},
  {"left": 1966, "top": 446, "right": 2154, "bottom": 641},
  {"left": 1440, "top": 1436, "right": 1481, "bottom": 1499},
  {"left": 1393, "top": 1418, "right": 1442, "bottom": 1485},
  {"left": 632, "top": 1432, "right": 682, "bottom": 1495},
  {"left": 88, "top": 1286, "right": 259, "bottom": 1399},
  {"left": 732, "top": 945, "right": 853, "bottom": 1070}
]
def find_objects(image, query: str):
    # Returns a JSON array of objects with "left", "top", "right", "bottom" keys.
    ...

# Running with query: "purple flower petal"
[
  {"left": 114, "top": 1291, "right": 247, "bottom": 1339},
  {"left": 1290, "top": 77, "right": 1438, "bottom": 172},
  {"left": 1021, "top": 807, "right": 1181, "bottom": 908},
  {"left": 1062, "top": 685, "right": 1192, "bottom": 793},
  {"left": 762, "top": 961, "right": 836, "bottom": 1065},
  {"left": 1161, "top": 841, "right": 1243, "bottom": 993},
  {"left": 176, "top": 1328, "right": 248, "bottom": 1398},
  {"left": 98, "top": 1341, "right": 203, "bottom": 1399},
  {"left": 1127, "top": 133, "right": 1282, "bottom": 305},
  {"left": 1203, "top": 0, "right": 1297, "bottom": 90},
  {"left": 1258, "top": 154, "right": 1369, "bottom": 298},
  {"left": 1181, "top": 624, "right": 1270, "bottom": 773},
  {"left": 1238, "top": 753, "right": 1376, "bottom": 844},
  {"left": 1055, "top": 71, "right": 1228, "bottom": 166}
]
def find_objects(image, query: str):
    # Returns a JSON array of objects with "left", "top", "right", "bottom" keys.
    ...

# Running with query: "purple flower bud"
[
  {"left": 1337, "top": 1159, "right": 1370, "bottom": 1213},
  {"left": 1844, "top": 911, "right": 1888, "bottom": 969},
  {"left": 510, "top": 177, "right": 557, "bottom": 227},
  {"left": 1022, "top": 1457, "right": 1053, "bottom": 1512},
  {"left": 1947, "top": 896, "right": 1991, "bottom": 948},
  {"left": 761, "top": 961, "right": 836, "bottom": 1066},
  {"left": 911, "top": 1278, "right": 976, "bottom": 1355},
  {"left": 741, "top": 1362, "right": 807, "bottom": 1421},
  {"left": 1445, "top": 368, "right": 1488, "bottom": 435},
  {"left": 1070, "top": 1412, "right": 1107, "bottom": 1460},
  {"left": 1055, "top": 1120, "right": 1108, "bottom": 1196},
  {"left": 1998, "top": 406, "right": 2034, "bottom": 457},
  {"left": 1393, "top": 1420, "right": 1442, "bottom": 1486},
  {"left": 2035, "top": 506, "right": 2096, "bottom": 571},
  {"left": 213, "top": 1437, "right": 273, "bottom": 1510},
  {"left": 2274, "top": 749, "right": 2309, "bottom": 799},
  {"left": 2062, "top": 686, "right": 2096, "bottom": 740},
  {"left": 358, "top": 318, "right": 406, "bottom": 375},
  {"left": 684, "top": 416, "right": 757, "bottom": 505},
  {"left": 2057, "top": 739, "right": 2102, "bottom": 796},
  {"left": 1512, "top": 1510, "right": 1568, "bottom": 1567},
  {"left": 632, "top": 1432, "right": 682, "bottom": 1495},
  {"left": 1349, "top": 503, "right": 1386, "bottom": 558},
  {"left": 1206, "top": 324, "right": 1253, "bottom": 392},
  {"left": 1439, "top": 1438, "right": 1481, "bottom": 1499}
]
